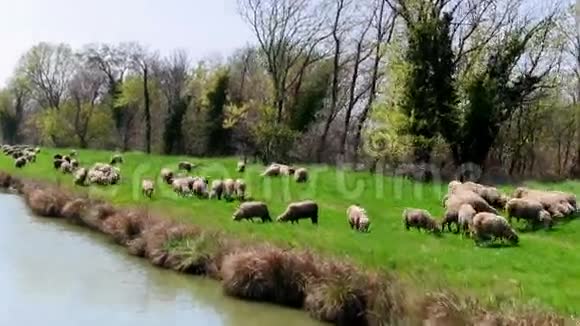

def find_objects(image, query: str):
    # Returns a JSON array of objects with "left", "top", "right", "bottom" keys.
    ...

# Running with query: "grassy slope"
[{"left": 2, "top": 148, "right": 579, "bottom": 314}]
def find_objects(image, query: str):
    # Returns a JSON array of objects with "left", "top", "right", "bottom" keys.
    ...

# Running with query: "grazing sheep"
[
  {"left": 449, "top": 181, "right": 508, "bottom": 209},
  {"left": 192, "top": 179, "right": 208, "bottom": 198},
  {"left": 237, "top": 160, "right": 246, "bottom": 173},
  {"left": 14, "top": 157, "right": 27, "bottom": 168},
  {"left": 110, "top": 154, "right": 123, "bottom": 165},
  {"left": 142, "top": 179, "right": 155, "bottom": 199},
  {"left": 53, "top": 159, "right": 64, "bottom": 170},
  {"left": 60, "top": 161, "right": 73, "bottom": 174},
  {"left": 73, "top": 168, "right": 88, "bottom": 186},
  {"left": 347, "top": 205, "right": 371, "bottom": 232},
  {"left": 53, "top": 154, "right": 63, "bottom": 160},
  {"left": 223, "top": 178, "right": 236, "bottom": 200},
  {"left": 506, "top": 198, "right": 553, "bottom": 229},
  {"left": 172, "top": 178, "right": 192, "bottom": 197},
  {"left": 160, "top": 168, "right": 174, "bottom": 185},
  {"left": 277, "top": 200, "right": 319, "bottom": 224},
  {"left": 25, "top": 153, "right": 36, "bottom": 163},
  {"left": 34, "top": 147, "right": 40, "bottom": 154},
  {"left": 70, "top": 159, "right": 79, "bottom": 169},
  {"left": 471, "top": 212, "right": 519, "bottom": 246},
  {"left": 457, "top": 204, "right": 477, "bottom": 235},
  {"left": 402, "top": 208, "right": 440, "bottom": 233},
  {"left": 63, "top": 155, "right": 71, "bottom": 163},
  {"left": 279, "top": 164, "right": 296, "bottom": 176},
  {"left": 294, "top": 168, "right": 308, "bottom": 183},
  {"left": 178, "top": 161, "right": 194, "bottom": 172},
  {"left": 87, "top": 163, "right": 121, "bottom": 185},
  {"left": 445, "top": 191, "right": 498, "bottom": 215},
  {"left": 261, "top": 164, "right": 281, "bottom": 177},
  {"left": 209, "top": 179, "right": 225, "bottom": 200},
  {"left": 514, "top": 187, "right": 576, "bottom": 208},
  {"left": 234, "top": 179, "right": 246, "bottom": 201},
  {"left": 233, "top": 201, "right": 272, "bottom": 223}
]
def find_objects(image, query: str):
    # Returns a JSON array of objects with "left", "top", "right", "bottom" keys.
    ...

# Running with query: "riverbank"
[{"left": 0, "top": 149, "right": 576, "bottom": 324}]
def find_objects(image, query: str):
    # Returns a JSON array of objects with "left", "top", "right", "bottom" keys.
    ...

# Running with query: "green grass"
[{"left": 2, "top": 148, "right": 580, "bottom": 315}]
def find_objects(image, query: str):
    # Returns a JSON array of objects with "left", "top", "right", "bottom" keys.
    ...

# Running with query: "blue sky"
[{"left": 0, "top": 0, "right": 254, "bottom": 86}]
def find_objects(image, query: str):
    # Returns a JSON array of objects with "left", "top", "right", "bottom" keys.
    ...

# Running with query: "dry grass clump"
[
  {"left": 101, "top": 209, "right": 158, "bottom": 245},
  {"left": 161, "top": 230, "right": 230, "bottom": 276},
  {"left": 24, "top": 189, "right": 63, "bottom": 217},
  {"left": 304, "top": 262, "right": 369, "bottom": 325},
  {"left": 221, "top": 246, "right": 319, "bottom": 308},
  {"left": 0, "top": 171, "right": 12, "bottom": 188},
  {"left": 61, "top": 198, "right": 90, "bottom": 223},
  {"left": 364, "top": 272, "right": 407, "bottom": 326},
  {"left": 79, "top": 202, "right": 116, "bottom": 230},
  {"left": 143, "top": 223, "right": 202, "bottom": 266}
]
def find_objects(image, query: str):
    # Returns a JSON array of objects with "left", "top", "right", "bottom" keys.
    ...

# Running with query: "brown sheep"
[
  {"left": 160, "top": 168, "right": 174, "bottom": 185},
  {"left": 403, "top": 208, "right": 440, "bottom": 233},
  {"left": 209, "top": 179, "right": 225, "bottom": 200},
  {"left": 142, "top": 179, "right": 155, "bottom": 199},
  {"left": 506, "top": 198, "right": 553, "bottom": 229},
  {"left": 277, "top": 200, "right": 319, "bottom": 224},
  {"left": 443, "top": 191, "right": 498, "bottom": 232},
  {"left": 234, "top": 179, "right": 246, "bottom": 201},
  {"left": 223, "top": 178, "right": 236, "bottom": 201},
  {"left": 178, "top": 161, "right": 195, "bottom": 172},
  {"left": 294, "top": 168, "right": 308, "bottom": 183},
  {"left": 471, "top": 212, "right": 519, "bottom": 246},
  {"left": 233, "top": 201, "right": 272, "bottom": 222},
  {"left": 346, "top": 205, "right": 371, "bottom": 232},
  {"left": 450, "top": 181, "right": 508, "bottom": 209},
  {"left": 513, "top": 187, "right": 576, "bottom": 218},
  {"left": 458, "top": 204, "right": 477, "bottom": 235}
]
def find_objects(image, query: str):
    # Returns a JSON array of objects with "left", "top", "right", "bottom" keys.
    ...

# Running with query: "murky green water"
[{"left": 0, "top": 193, "right": 323, "bottom": 326}]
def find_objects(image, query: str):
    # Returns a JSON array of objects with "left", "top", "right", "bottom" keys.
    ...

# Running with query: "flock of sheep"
[
  {"left": 2, "top": 145, "right": 578, "bottom": 244},
  {"left": 403, "top": 180, "right": 578, "bottom": 245}
]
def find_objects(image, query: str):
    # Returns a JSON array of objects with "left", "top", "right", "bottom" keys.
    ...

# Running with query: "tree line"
[{"left": 0, "top": 0, "right": 578, "bottom": 179}]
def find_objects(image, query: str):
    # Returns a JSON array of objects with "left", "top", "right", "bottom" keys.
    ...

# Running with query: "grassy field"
[{"left": 1, "top": 148, "right": 579, "bottom": 315}]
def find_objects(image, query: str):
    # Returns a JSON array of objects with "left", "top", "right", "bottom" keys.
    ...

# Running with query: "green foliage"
[
  {"left": 34, "top": 102, "right": 114, "bottom": 147},
  {"left": 252, "top": 104, "right": 298, "bottom": 163},
  {"left": 288, "top": 60, "right": 333, "bottom": 132},
  {"left": 399, "top": 7, "right": 459, "bottom": 162},
  {"left": 204, "top": 68, "right": 231, "bottom": 155}
]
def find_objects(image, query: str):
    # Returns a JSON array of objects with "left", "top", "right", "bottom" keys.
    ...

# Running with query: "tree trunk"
[
  {"left": 143, "top": 66, "right": 152, "bottom": 154},
  {"left": 316, "top": 0, "right": 343, "bottom": 163}
]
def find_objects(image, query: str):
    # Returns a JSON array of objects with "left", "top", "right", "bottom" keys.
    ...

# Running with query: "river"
[{"left": 0, "top": 193, "right": 323, "bottom": 326}]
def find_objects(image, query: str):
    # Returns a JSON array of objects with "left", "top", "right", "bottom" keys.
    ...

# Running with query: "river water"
[{"left": 0, "top": 193, "right": 323, "bottom": 326}]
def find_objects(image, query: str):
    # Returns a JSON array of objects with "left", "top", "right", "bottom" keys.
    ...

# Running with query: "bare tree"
[
  {"left": 353, "top": 0, "right": 396, "bottom": 163},
  {"left": 68, "top": 66, "right": 107, "bottom": 148},
  {"left": 130, "top": 45, "right": 159, "bottom": 154},
  {"left": 316, "top": 0, "right": 349, "bottom": 162},
  {"left": 238, "top": 0, "right": 330, "bottom": 123},
  {"left": 158, "top": 49, "right": 191, "bottom": 154},
  {"left": 17, "top": 42, "right": 75, "bottom": 110},
  {"left": 83, "top": 43, "right": 135, "bottom": 147}
]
